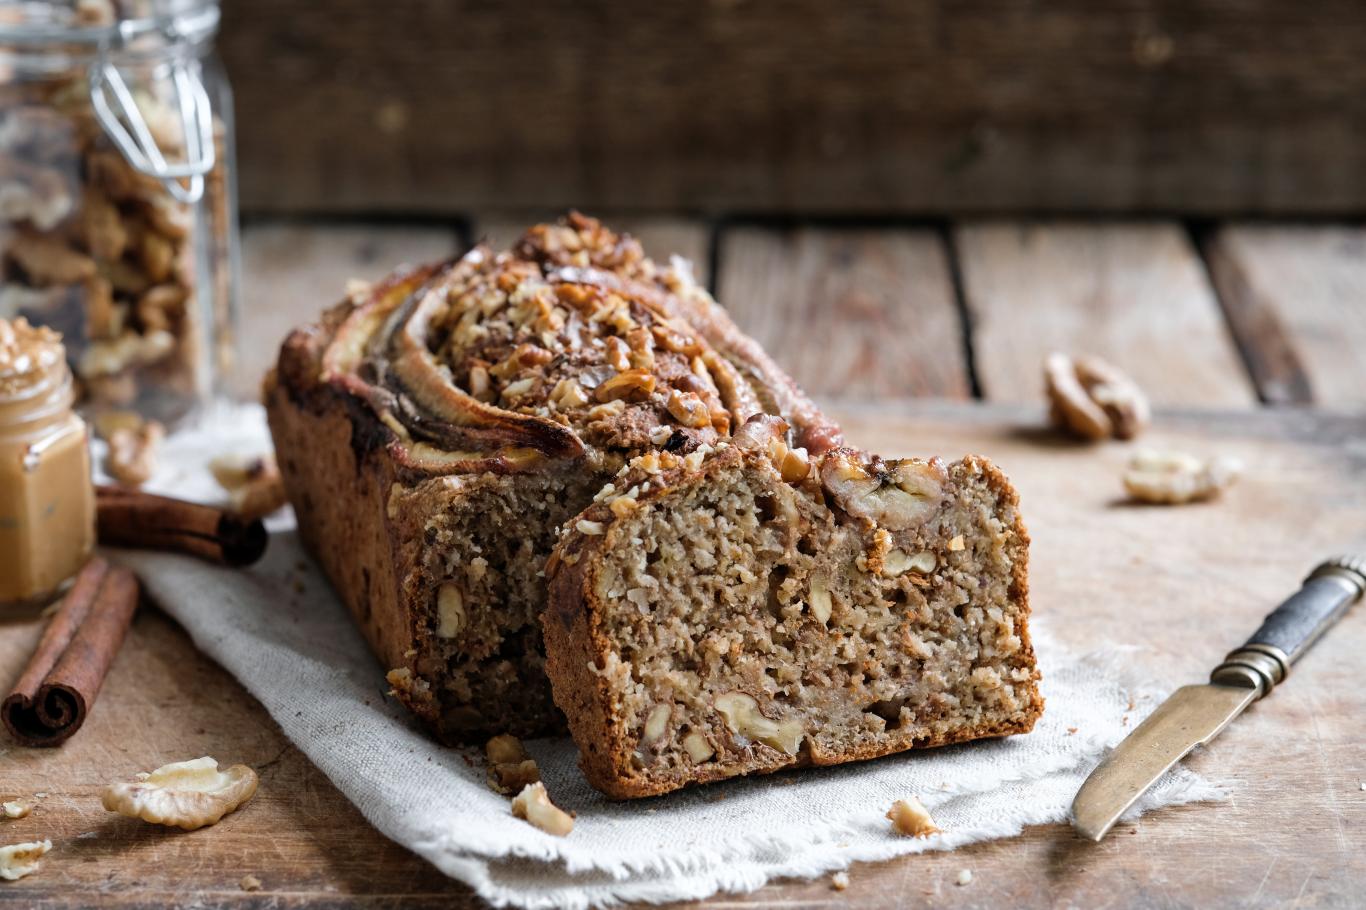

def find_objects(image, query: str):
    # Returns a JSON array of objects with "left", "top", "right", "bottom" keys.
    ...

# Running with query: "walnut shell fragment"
[
  {"left": 1045, "top": 353, "right": 1150, "bottom": 441},
  {"left": 0, "top": 840, "right": 51, "bottom": 881},
  {"left": 101, "top": 757, "right": 258, "bottom": 831}
]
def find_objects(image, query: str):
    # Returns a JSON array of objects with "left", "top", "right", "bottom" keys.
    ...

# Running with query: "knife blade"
[{"left": 1071, "top": 555, "right": 1366, "bottom": 842}]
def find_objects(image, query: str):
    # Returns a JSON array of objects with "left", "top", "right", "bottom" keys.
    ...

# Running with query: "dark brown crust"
[
  {"left": 544, "top": 448, "right": 1042, "bottom": 799},
  {"left": 265, "top": 317, "right": 438, "bottom": 727}
]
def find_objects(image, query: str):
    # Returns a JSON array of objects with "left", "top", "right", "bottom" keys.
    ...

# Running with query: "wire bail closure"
[{"left": 87, "top": 16, "right": 216, "bottom": 205}]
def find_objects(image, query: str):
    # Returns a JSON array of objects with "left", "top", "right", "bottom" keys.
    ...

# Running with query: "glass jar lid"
[
  {"left": 0, "top": 1, "right": 219, "bottom": 48},
  {"left": 0, "top": 1, "right": 222, "bottom": 203}
]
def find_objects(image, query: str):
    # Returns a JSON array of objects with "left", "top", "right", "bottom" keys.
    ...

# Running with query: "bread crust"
[
  {"left": 265, "top": 214, "right": 1042, "bottom": 774},
  {"left": 265, "top": 302, "right": 440, "bottom": 727}
]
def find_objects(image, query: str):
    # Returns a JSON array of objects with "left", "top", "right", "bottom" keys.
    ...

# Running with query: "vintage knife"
[{"left": 1071, "top": 555, "right": 1366, "bottom": 842}]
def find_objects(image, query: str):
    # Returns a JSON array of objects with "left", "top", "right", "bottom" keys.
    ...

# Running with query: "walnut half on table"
[{"left": 101, "top": 757, "right": 258, "bottom": 831}]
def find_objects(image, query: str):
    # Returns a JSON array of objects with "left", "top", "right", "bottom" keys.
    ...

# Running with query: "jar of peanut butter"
[{"left": 0, "top": 317, "right": 95, "bottom": 609}]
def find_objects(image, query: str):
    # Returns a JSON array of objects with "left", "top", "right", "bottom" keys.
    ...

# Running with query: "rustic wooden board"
[
  {"left": 1204, "top": 225, "right": 1366, "bottom": 408},
  {"left": 4, "top": 404, "right": 1364, "bottom": 908},
  {"left": 472, "top": 214, "right": 712, "bottom": 286},
  {"left": 716, "top": 226, "right": 971, "bottom": 400},
  {"left": 221, "top": 1, "right": 1366, "bottom": 215},
  {"left": 231, "top": 224, "right": 463, "bottom": 400},
  {"left": 955, "top": 222, "right": 1256, "bottom": 408}
]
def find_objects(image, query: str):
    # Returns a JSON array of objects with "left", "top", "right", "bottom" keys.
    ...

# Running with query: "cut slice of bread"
[{"left": 545, "top": 416, "right": 1042, "bottom": 798}]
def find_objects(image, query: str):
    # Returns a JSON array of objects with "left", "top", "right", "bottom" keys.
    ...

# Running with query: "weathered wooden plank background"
[
  {"left": 219, "top": 1, "right": 1366, "bottom": 215},
  {"left": 233, "top": 215, "right": 1366, "bottom": 414}
]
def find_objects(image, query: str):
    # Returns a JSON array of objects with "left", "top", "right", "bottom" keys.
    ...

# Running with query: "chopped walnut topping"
[
  {"left": 666, "top": 389, "right": 711, "bottom": 428},
  {"left": 467, "top": 364, "right": 492, "bottom": 401},
  {"left": 550, "top": 377, "right": 589, "bottom": 409},
  {"left": 831, "top": 871, "right": 850, "bottom": 891},
  {"left": 886, "top": 797, "right": 940, "bottom": 837},
  {"left": 510, "top": 782, "right": 574, "bottom": 837},
  {"left": 239, "top": 874, "right": 262, "bottom": 892},
  {"left": 605, "top": 335, "right": 631, "bottom": 372},
  {"left": 101, "top": 757, "right": 258, "bottom": 831},
  {"left": 594, "top": 368, "right": 656, "bottom": 402},
  {"left": 0, "top": 840, "right": 50, "bottom": 881}
]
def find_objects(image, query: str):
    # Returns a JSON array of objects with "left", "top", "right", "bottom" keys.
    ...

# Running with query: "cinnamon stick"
[
  {"left": 96, "top": 485, "right": 268, "bottom": 567},
  {"left": 3, "top": 558, "right": 139, "bottom": 747}
]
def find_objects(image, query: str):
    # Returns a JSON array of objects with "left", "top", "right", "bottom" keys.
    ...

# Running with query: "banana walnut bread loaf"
[{"left": 265, "top": 214, "right": 1042, "bottom": 789}]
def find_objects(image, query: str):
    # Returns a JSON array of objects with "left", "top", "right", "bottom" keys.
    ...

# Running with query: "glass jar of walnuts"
[{"left": 0, "top": 0, "right": 237, "bottom": 425}]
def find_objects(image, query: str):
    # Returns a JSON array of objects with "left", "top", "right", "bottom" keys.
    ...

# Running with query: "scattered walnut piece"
[
  {"left": 1123, "top": 450, "right": 1241, "bottom": 505},
  {"left": 106, "top": 419, "right": 164, "bottom": 487},
  {"left": 0, "top": 840, "right": 50, "bottom": 881},
  {"left": 101, "top": 757, "right": 258, "bottom": 831},
  {"left": 485, "top": 734, "right": 541, "bottom": 795},
  {"left": 1045, "top": 352, "right": 1150, "bottom": 441},
  {"left": 948, "top": 535, "right": 965, "bottom": 552},
  {"left": 830, "top": 871, "right": 850, "bottom": 891},
  {"left": 886, "top": 797, "right": 941, "bottom": 838},
  {"left": 1, "top": 800, "right": 32, "bottom": 819},
  {"left": 209, "top": 453, "right": 287, "bottom": 520},
  {"left": 510, "top": 782, "right": 574, "bottom": 837},
  {"left": 486, "top": 734, "right": 528, "bottom": 765},
  {"left": 239, "top": 874, "right": 262, "bottom": 892}
]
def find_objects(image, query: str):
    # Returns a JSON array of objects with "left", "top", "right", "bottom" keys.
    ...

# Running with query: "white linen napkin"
[{"left": 104, "top": 404, "right": 1224, "bottom": 909}]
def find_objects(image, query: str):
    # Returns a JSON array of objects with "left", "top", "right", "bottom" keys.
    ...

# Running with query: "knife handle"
[{"left": 1211, "top": 556, "right": 1366, "bottom": 698}]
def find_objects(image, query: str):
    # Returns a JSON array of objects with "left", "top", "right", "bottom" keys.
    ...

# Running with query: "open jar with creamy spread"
[
  {"left": 0, "top": 317, "right": 94, "bottom": 609},
  {"left": 0, "top": 0, "right": 238, "bottom": 426}
]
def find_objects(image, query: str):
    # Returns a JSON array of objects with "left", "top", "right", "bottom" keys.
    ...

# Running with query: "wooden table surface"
[{"left": 4, "top": 215, "right": 1366, "bottom": 908}]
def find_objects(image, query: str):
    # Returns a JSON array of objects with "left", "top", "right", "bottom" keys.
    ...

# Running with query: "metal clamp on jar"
[{"left": 0, "top": 0, "right": 238, "bottom": 425}]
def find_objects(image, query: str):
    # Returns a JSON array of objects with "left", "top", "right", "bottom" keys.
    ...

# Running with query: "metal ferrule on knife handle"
[{"left": 1211, "top": 556, "right": 1366, "bottom": 698}]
